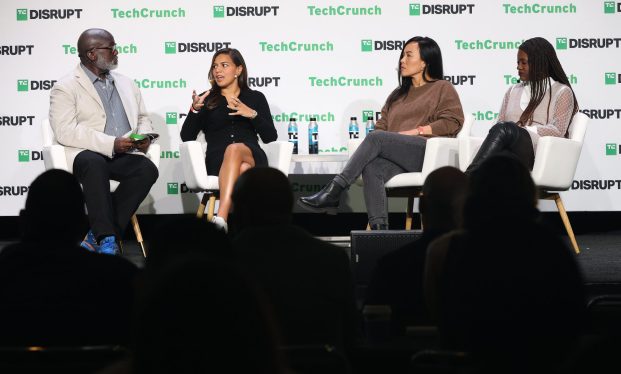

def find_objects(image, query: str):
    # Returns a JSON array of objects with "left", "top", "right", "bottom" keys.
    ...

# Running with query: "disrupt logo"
[
  {"left": 213, "top": 5, "right": 279, "bottom": 17},
  {"left": 17, "top": 79, "right": 56, "bottom": 91},
  {"left": 110, "top": 8, "right": 186, "bottom": 18},
  {"left": 1, "top": 116, "right": 35, "bottom": 126},
  {"left": 18, "top": 150, "right": 43, "bottom": 162},
  {"left": 556, "top": 37, "right": 621, "bottom": 49},
  {"left": 167, "top": 182, "right": 193, "bottom": 194},
  {"left": 165, "top": 112, "right": 188, "bottom": 124},
  {"left": 160, "top": 150, "right": 180, "bottom": 159},
  {"left": 63, "top": 44, "right": 137, "bottom": 54},
  {"left": 580, "top": 108, "right": 621, "bottom": 119},
  {"left": 307, "top": 5, "right": 381, "bottom": 16},
  {"left": 605, "top": 143, "right": 618, "bottom": 155},
  {"left": 604, "top": 1, "right": 621, "bottom": 13},
  {"left": 0, "top": 186, "right": 28, "bottom": 196},
  {"left": 308, "top": 76, "right": 383, "bottom": 87},
  {"left": 361, "top": 40, "right": 405, "bottom": 52},
  {"left": 409, "top": 3, "right": 474, "bottom": 15},
  {"left": 572, "top": 180, "right": 621, "bottom": 190},
  {"left": 472, "top": 110, "right": 499, "bottom": 121},
  {"left": 164, "top": 41, "right": 232, "bottom": 54},
  {"left": 259, "top": 41, "right": 334, "bottom": 52},
  {"left": 504, "top": 73, "right": 578, "bottom": 84},
  {"left": 17, "top": 8, "right": 82, "bottom": 20},
  {"left": 455, "top": 39, "right": 524, "bottom": 50},
  {"left": 134, "top": 79, "right": 187, "bottom": 89},
  {"left": 272, "top": 112, "right": 336, "bottom": 123},
  {"left": 502, "top": 3, "right": 576, "bottom": 14},
  {"left": 605, "top": 72, "right": 621, "bottom": 84},
  {"left": 248, "top": 77, "right": 280, "bottom": 87},
  {"left": 445, "top": 75, "right": 476, "bottom": 85},
  {"left": 1, "top": 45, "right": 34, "bottom": 55},
  {"left": 361, "top": 110, "right": 380, "bottom": 122}
]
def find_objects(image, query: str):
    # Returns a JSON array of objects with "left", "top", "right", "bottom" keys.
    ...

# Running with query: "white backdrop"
[{"left": 1, "top": 0, "right": 620, "bottom": 215}]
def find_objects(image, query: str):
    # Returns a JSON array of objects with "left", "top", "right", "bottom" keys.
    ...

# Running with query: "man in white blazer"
[{"left": 49, "top": 28, "right": 158, "bottom": 255}]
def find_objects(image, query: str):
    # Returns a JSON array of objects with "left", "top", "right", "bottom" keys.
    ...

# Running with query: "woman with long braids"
[
  {"left": 298, "top": 36, "right": 464, "bottom": 230},
  {"left": 465, "top": 37, "right": 579, "bottom": 173}
]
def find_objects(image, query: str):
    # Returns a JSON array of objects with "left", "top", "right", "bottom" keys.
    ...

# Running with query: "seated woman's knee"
[
  {"left": 224, "top": 143, "right": 248, "bottom": 156},
  {"left": 491, "top": 121, "right": 519, "bottom": 137}
]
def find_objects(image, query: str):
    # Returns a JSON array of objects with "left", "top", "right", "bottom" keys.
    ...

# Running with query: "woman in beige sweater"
[{"left": 298, "top": 36, "right": 464, "bottom": 229}]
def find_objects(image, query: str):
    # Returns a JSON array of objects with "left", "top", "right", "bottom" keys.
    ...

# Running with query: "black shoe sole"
[{"left": 296, "top": 199, "right": 338, "bottom": 215}]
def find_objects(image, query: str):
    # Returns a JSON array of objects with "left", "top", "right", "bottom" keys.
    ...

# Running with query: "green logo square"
[
  {"left": 606, "top": 143, "right": 617, "bottom": 155},
  {"left": 556, "top": 37, "right": 568, "bottom": 50},
  {"left": 167, "top": 182, "right": 179, "bottom": 194},
  {"left": 165, "top": 42, "right": 176, "bottom": 54},
  {"left": 213, "top": 6, "right": 225, "bottom": 18},
  {"left": 361, "top": 40, "right": 372, "bottom": 52},
  {"left": 605, "top": 72, "right": 617, "bottom": 85},
  {"left": 166, "top": 112, "right": 178, "bottom": 124},
  {"left": 362, "top": 110, "right": 374, "bottom": 121},
  {"left": 17, "top": 79, "right": 28, "bottom": 91},
  {"left": 18, "top": 150, "right": 30, "bottom": 162},
  {"left": 409, "top": 3, "right": 421, "bottom": 16},
  {"left": 604, "top": 1, "right": 616, "bottom": 13},
  {"left": 16, "top": 9, "right": 27, "bottom": 21}
]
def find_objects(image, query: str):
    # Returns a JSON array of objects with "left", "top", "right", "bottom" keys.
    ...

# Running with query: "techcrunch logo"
[
  {"left": 111, "top": 8, "right": 186, "bottom": 18},
  {"left": 17, "top": 79, "right": 56, "bottom": 91},
  {"left": 1, "top": 45, "right": 34, "bottom": 55},
  {"left": 272, "top": 112, "right": 336, "bottom": 123},
  {"left": 0, "top": 186, "right": 28, "bottom": 196},
  {"left": 164, "top": 42, "right": 232, "bottom": 54},
  {"left": 248, "top": 77, "right": 280, "bottom": 87},
  {"left": 502, "top": 3, "right": 576, "bottom": 14},
  {"left": 361, "top": 110, "right": 381, "bottom": 122},
  {"left": 18, "top": 150, "right": 43, "bottom": 162},
  {"left": 165, "top": 112, "right": 188, "bottom": 125},
  {"left": 63, "top": 44, "right": 137, "bottom": 54},
  {"left": 134, "top": 79, "right": 187, "bottom": 89},
  {"left": 445, "top": 75, "right": 476, "bottom": 85},
  {"left": 307, "top": 5, "right": 381, "bottom": 16},
  {"left": 167, "top": 182, "right": 194, "bottom": 194},
  {"left": 213, "top": 6, "right": 279, "bottom": 17},
  {"left": 455, "top": 39, "right": 525, "bottom": 50},
  {"left": 572, "top": 180, "right": 621, "bottom": 190},
  {"left": 604, "top": 2, "right": 621, "bottom": 13},
  {"left": 580, "top": 109, "right": 621, "bottom": 119},
  {"left": 556, "top": 37, "right": 621, "bottom": 49},
  {"left": 605, "top": 143, "right": 621, "bottom": 156},
  {"left": 259, "top": 41, "right": 334, "bottom": 52},
  {"left": 361, "top": 40, "right": 406, "bottom": 52},
  {"left": 409, "top": 3, "right": 474, "bottom": 15},
  {"left": 16, "top": 8, "right": 82, "bottom": 20},
  {"left": 160, "top": 150, "right": 180, "bottom": 159},
  {"left": 308, "top": 76, "right": 383, "bottom": 87},
  {"left": 605, "top": 72, "right": 621, "bottom": 84},
  {"left": 504, "top": 74, "right": 577, "bottom": 84},
  {"left": 1, "top": 116, "right": 35, "bottom": 126},
  {"left": 472, "top": 110, "right": 499, "bottom": 121}
]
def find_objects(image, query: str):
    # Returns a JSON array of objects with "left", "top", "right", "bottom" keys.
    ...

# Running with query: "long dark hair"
[
  {"left": 385, "top": 36, "right": 444, "bottom": 111},
  {"left": 517, "top": 37, "right": 579, "bottom": 129},
  {"left": 205, "top": 48, "right": 249, "bottom": 110}
]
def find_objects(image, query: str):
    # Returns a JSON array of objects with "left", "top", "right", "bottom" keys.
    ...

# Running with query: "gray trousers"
[{"left": 334, "top": 131, "right": 427, "bottom": 226}]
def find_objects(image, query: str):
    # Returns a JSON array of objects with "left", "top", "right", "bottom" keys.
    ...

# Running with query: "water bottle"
[
  {"left": 308, "top": 117, "right": 318, "bottom": 154},
  {"left": 366, "top": 116, "right": 375, "bottom": 135},
  {"left": 348, "top": 117, "right": 359, "bottom": 139},
  {"left": 287, "top": 118, "right": 298, "bottom": 154}
]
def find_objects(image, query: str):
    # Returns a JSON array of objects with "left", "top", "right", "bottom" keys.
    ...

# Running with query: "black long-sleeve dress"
[{"left": 180, "top": 89, "right": 278, "bottom": 175}]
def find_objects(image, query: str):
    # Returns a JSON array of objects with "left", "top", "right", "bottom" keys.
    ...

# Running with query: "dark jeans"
[
  {"left": 467, "top": 122, "right": 535, "bottom": 173},
  {"left": 334, "top": 131, "right": 427, "bottom": 226},
  {"left": 73, "top": 151, "right": 159, "bottom": 240}
]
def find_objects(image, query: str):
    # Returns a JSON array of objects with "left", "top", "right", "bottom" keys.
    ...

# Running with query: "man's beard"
[{"left": 94, "top": 54, "right": 118, "bottom": 72}]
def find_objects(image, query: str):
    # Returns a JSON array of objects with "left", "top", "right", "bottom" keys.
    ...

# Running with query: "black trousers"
[
  {"left": 73, "top": 151, "right": 159, "bottom": 240},
  {"left": 467, "top": 121, "right": 535, "bottom": 173}
]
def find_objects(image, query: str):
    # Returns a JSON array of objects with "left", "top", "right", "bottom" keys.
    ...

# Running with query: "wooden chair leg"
[
  {"left": 131, "top": 214, "right": 147, "bottom": 258},
  {"left": 196, "top": 193, "right": 209, "bottom": 219},
  {"left": 552, "top": 193, "right": 580, "bottom": 254},
  {"left": 206, "top": 195, "right": 217, "bottom": 222},
  {"left": 405, "top": 196, "right": 414, "bottom": 230}
]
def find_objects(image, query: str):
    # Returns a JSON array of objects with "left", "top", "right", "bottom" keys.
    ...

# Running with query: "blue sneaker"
[
  {"left": 99, "top": 236, "right": 120, "bottom": 256},
  {"left": 80, "top": 230, "right": 99, "bottom": 252}
]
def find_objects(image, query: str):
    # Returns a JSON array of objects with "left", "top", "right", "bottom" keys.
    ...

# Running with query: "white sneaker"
[{"left": 211, "top": 216, "right": 228, "bottom": 233}]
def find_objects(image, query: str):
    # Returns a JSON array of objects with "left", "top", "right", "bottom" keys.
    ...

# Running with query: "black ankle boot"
[
  {"left": 370, "top": 223, "right": 389, "bottom": 230},
  {"left": 297, "top": 180, "right": 344, "bottom": 214}
]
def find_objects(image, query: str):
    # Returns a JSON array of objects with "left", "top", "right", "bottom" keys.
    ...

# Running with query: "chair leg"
[
  {"left": 405, "top": 196, "right": 414, "bottom": 230},
  {"left": 131, "top": 214, "right": 147, "bottom": 258},
  {"left": 206, "top": 195, "right": 217, "bottom": 222},
  {"left": 196, "top": 193, "right": 209, "bottom": 219},
  {"left": 552, "top": 193, "right": 580, "bottom": 254}
]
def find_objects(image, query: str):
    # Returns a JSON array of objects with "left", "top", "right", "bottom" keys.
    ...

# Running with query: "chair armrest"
[
  {"left": 42, "top": 145, "right": 69, "bottom": 172},
  {"left": 419, "top": 137, "right": 460, "bottom": 179},
  {"left": 146, "top": 143, "right": 161, "bottom": 169},
  {"left": 347, "top": 138, "right": 363, "bottom": 158},
  {"left": 458, "top": 136, "right": 484, "bottom": 171},
  {"left": 532, "top": 136, "right": 583, "bottom": 190},
  {"left": 260, "top": 141, "right": 294, "bottom": 176},
  {"left": 179, "top": 141, "right": 211, "bottom": 191}
]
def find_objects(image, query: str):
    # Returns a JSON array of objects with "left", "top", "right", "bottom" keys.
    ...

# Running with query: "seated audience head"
[
  {"left": 232, "top": 167, "right": 293, "bottom": 229},
  {"left": 21, "top": 169, "right": 88, "bottom": 244},
  {"left": 463, "top": 155, "right": 537, "bottom": 230},
  {"left": 420, "top": 166, "right": 467, "bottom": 231},
  {"left": 132, "top": 256, "right": 285, "bottom": 374}
]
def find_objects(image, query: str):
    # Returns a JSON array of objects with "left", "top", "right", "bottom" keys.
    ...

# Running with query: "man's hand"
[
  {"left": 114, "top": 137, "right": 136, "bottom": 154},
  {"left": 133, "top": 138, "right": 151, "bottom": 153}
]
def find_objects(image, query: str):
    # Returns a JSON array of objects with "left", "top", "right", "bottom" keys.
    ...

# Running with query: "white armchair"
[
  {"left": 179, "top": 140, "right": 294, "bottom": 221},
  {"left": 41, "top": 118, "right": 160, "bottom": 257},
  {"left": 458, "top": 112, "right": 589, "bottom": 253}
]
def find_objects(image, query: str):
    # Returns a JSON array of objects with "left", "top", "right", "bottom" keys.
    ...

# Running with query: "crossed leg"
[{"left": 217, "top": 143, "right": 255, "bottom": 221}]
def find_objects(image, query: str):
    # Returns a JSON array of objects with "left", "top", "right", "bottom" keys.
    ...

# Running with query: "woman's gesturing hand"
[
  {"left": 191, "top": 90, "right": 210, "bottom": 111},
  {"left": 227, "top": 96, "right": 258, "bottom": 119}
]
